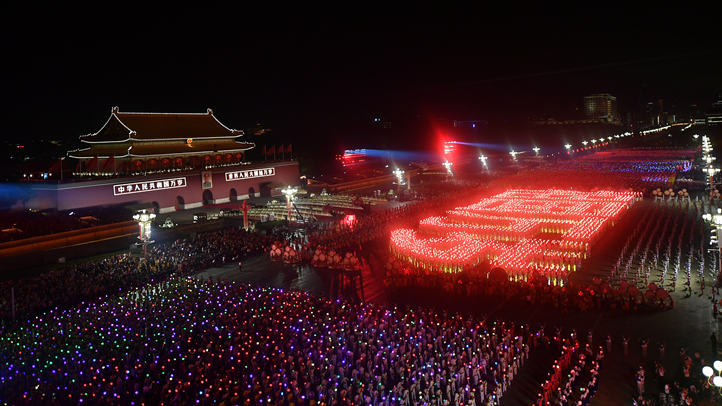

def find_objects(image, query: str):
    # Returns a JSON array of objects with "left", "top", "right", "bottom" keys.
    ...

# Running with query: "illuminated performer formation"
[{"left": 390, "top": 189, "right": 638, "bottom": 276}]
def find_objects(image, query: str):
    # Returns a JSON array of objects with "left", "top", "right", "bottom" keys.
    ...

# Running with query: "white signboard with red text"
[
  {"left": 113, "top": 177, "right": 187, "bottom": 196},
  {"left": 225, "top": 167, "right": 275, "bottom": 182}
]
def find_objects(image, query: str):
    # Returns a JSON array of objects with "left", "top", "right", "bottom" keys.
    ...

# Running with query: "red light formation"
[
  {"left": 343, "top": 214, "right": 357, "bottom": 230},
  {"left": 390, "top": 189, "right": 638, "bottom": 274},
  {"left": 337, "top": 150, "right": 367, "bottom": 167}
]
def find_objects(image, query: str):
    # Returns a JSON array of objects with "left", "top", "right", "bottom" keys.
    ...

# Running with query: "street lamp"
[
  {"left": 591, "top": 139, "right": 597, "bottom": 144},
  {"left": 533, "top": 146, "right": 540, "bottom": 155},
  {"left": 442, "top": 160, "right": 453, "bottom": 175},
  {"left": 582, "top": 141, "right": 588, "bottom": 146},
  {"left": 703, "top": 166, "right": 719, "bottom": 191},
  {"left": 702, "top": 361, "right": 722, "bottom": 394},
  {"left": 509, "top": 150, "right": 518, "bottom": 160},
  {"left": 564, "top": 144, "right": 572, "bottom": 152},
  {"left": 282, "top": 186, "right": 298, "bottom": 221},
  {"left": 59, "top": 157, "right": 65, "bottom": 182},
  {"left": 133, "top": 209, "right": 155, "bottom": 258},
  {"left": 703, "top": 209, "right": 722, "bottom": 288},
  {"left": 393, "top": 167, "right": 407, "bottom": 192},
  {"left": 393, "top": 168, "right": 405, "bottom": 184},
  {"left": 479, "top": 154, "right": 488, "bottom": 167}
]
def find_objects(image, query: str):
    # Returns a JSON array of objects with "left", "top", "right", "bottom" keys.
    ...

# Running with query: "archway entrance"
[
  {"left": 151, "top": 201, "right": 160, "bottom": 214},
  {"left": 229, "top": 188, "right": 238, "bottom": 202},
  {"left": 175, "top": 196, "right": 185, "bottom": 211},
  {"left": 202, "top": 189, "right": 214, "bottom": 206},
  {"left": 259, "top": 182, "right": 273, "bottom": 197},
  {"left": 248, "top": 187, "right": 256, "bottom": 198}
]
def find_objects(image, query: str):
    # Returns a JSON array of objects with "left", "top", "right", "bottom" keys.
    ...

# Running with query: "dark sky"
[{"left": 2, "top": 5, "right": 721, "bottom": 153}]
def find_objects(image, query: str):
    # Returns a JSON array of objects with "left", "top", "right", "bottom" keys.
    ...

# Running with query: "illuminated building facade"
[
  {"left": 17, "top": 108, "right": 299, "bottom": 212},
  {"left": 584, "top": 93, "right": 620, "bottom": 124},
  {"left": 68, "top": 107, "right": 254, "bottom": 175}
]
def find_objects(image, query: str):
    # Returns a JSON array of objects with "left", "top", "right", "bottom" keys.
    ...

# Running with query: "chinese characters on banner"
[
  {"left": 390, "top": 189, "right": 637, "bottom": 274},
  {"left": 113, "top": 177, "right": 187, "bottom": 196},
  {"left": 225, "top": 167, "right": 275, "bottom": 182}
]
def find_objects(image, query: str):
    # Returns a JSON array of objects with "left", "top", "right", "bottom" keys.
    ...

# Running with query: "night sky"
[{"left": 2, "top": 5, "right": 721, "bottom": 158}]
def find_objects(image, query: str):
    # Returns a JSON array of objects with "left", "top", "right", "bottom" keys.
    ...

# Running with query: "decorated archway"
[
  {"left": 202, "top": 189, "right": 214, "bottom": 206},
  {"left": 175, "top": 195, "right": 185, "bottom": 211}
]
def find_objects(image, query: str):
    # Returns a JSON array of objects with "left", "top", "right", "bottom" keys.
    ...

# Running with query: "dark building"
[{"left": 707, "top": 99, "right": 722, "bottom": 126}]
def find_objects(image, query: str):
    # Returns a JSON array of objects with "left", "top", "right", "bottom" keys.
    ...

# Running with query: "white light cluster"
[
  {"left": 701, "top": 135, "right": 718, "bottom": 187},
  {"left": 640, "top": 125, "right": 671, "bottom": 135},
  {"left": 393, "top": 168, "right": 406, "bottom": 184},
  {"left": 442, "top": 160, "right": 453, "bottom": 175}
]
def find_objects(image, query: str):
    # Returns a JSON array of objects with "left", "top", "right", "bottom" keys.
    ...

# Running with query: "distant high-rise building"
[
  {"left": 707, "top": 99, "right": 722, "bottom": 125},
  {"left": 583, "top": 93, "right": 620, "bottom": 123}
]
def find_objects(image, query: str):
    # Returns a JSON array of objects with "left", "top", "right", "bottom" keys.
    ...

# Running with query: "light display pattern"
[
  {"left": 391, "top": 189, "right": 638, "bottom": 274},
  {"left": 0, "top": 278, "right": 526, "bottom": 404}
]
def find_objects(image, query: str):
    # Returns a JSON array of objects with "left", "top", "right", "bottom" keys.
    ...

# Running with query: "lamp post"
[
  {"left": 703, "top": 209, "right": 722, "bottom": 288},
  {"left": 509, "top": 150, "right": 518, "bottom": 161},
  {"left": 479, "top": 154, "right": 488, "bottom": 168},
  {"left": 59, "top": 157, "right": 65, "bottom": 182},
  {"left": 282, "top": 186, "right": 298, "bottom": 222},
  {"left": 133, "top": 209, "right": 155, "bottom": 258},
  {"left": 393, "top": 168, "right": 405, "bottom": 188},
  {"left": 533, "top": 146, "right": 540, "bottom": 156},
  {"left": 564, "top": 144, "right": 572, "bottom": 154},
  {"left": 704, "top": 166, "right": 719, "bottom": 191},
  {"left": 702, "top": 360, "right": 722, "bottom": 396},
  {"left": 240, "top": 199, "right": 250, "bottom": 230},
  {"left": 393, "top": 167, "right": 405, "bottom": 195},
  {"left": 442, "top": 160, "right": 453, "bottom": 176}
]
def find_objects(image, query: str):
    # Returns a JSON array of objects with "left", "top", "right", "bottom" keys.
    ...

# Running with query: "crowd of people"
[
  {"left": 384, "top": 259, "right": 673, "bottom": 313},
  {"left": 613, "top": 202, "right": 709, "bottom": 295},
  {"left": 263, "top": 193, "right": 484, "bottom": 274},
  {"left": 1, "top": 153, "right": 719, "bottom": 405},
  {"left": 631, "top": 343, "right": 719, "bottom": 405},
  {"left": 2, "top": 191, "right": 477, "bottom": 324},
  {"left": 1, "top": 277, "right": 540, "bottom": 405},
  {"left": 0, "top": 227, "right": 272, "bottom": 322},
  {"left": 536, "top": 333, "right": 603, "bottom": 406}
]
